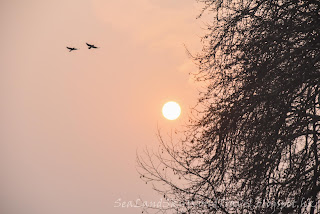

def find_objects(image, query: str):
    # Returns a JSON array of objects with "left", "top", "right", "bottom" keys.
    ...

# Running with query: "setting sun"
[{"left": 162, "top": 101, "right": 181, "bottom": 120}]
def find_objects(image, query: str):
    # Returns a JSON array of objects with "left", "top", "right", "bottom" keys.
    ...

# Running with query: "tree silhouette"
[{"left": 138, "top": 0, "right": 320, "bottom": 213}]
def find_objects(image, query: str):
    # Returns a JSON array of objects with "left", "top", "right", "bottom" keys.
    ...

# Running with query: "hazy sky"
[{"left": 0, "top": 0, "right": 203, "bottom": 213}]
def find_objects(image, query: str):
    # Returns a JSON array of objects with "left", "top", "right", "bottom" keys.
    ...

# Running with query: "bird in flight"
[
  {"left": 66, "top": 47, "right": 78, "bottom": 52},
  {"left": 86, "top": 43, "right": 99, "bottom": 49}
]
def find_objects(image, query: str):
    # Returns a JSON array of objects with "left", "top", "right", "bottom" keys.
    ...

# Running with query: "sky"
[{"left": 0, "top": 0, "right": 204, "bottom": 213}]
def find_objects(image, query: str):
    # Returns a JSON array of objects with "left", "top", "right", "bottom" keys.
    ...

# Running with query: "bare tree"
[{"left": 138, "top": 0, "right": 320, "bottom": 213}]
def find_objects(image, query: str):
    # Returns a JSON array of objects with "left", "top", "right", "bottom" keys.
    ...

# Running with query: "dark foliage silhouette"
[{"left": 138, "top": 0, "right": 320, "bottom": 213}]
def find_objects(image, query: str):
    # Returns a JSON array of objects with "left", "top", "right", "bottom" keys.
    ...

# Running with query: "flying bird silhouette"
[
  {"left": 66, "top": 47, "right": 78, "bottom": 52},
  {"left": 86, "top": 43, "right": 98, "bottom": 49}
]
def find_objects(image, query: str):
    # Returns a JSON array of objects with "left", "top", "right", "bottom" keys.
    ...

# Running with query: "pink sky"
[{"left": 0, "top": 0, "right": 203, "bottom": 213}]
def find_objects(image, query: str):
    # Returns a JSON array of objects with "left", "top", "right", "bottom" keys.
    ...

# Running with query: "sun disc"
[{"left": 162, "top": 101, "right": 181, "bottom": 120}]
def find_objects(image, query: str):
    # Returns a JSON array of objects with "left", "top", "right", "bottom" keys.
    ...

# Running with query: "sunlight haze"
[{"left": 0, "top": 0, "right": 202, "bottom": 213}]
